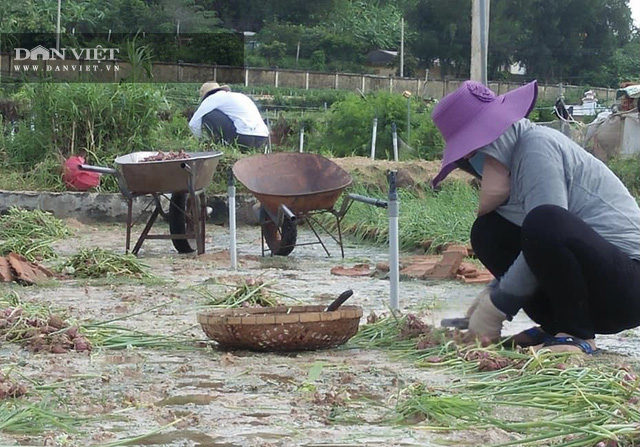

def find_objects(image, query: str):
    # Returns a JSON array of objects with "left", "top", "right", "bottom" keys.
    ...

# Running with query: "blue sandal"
[
  {"left": 509, "top": 326, "right": 553, "bottom": 347},
  {"left": 542, "top": 336, "right": 598, "bottom": 355}
]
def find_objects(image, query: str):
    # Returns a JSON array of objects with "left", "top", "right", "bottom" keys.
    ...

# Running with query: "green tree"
[
  {"left": 406, "top": 0, "right": 635, "bottom": 85},
  {"left": 154, "top": 0, "right": 221, "bottom": 33},
  {"left": 256, "top": 21, "right": 304, "bottom": 49},
  {"left": 0, "top": 0, "right": 109, "bottom": 33},
  {"left": 325, "top": 92, "right": 426, "bottom": 158},
  {"left": 407, "top": 0, "right": 472, "bottom": 78},
  {"left": 509, "top": 0, "right": 633, "bottom": 85},
  {"left": 485, "top": 0, "right": 523, "bottom": 80},
  {"left": 310, "top": 50, "right": 326, "bottom": 71},
  {"left": 602, "top": 30, "right": 640, "bottom": 86},
  {"left": 259, "top": 40, "right": 287, "bottom": 66},
  {"left": 326, "top": 0, "right": 404, "bottom": 51},
  {"left": 210, "top": 0, "right": 338, "bottom": 31},
  {"left": 78, "top": 0, "right": 157, "bottom": 32}
]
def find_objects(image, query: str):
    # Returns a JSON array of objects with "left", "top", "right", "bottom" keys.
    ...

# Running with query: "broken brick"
[
  {"left": 457, "top": 262, "right": 479, "bottom": 278},
  {"left": 399, "top": 258, "right": 439, "bottom": 279},
  {"left": 0, "top": 258, "right": 13, "bottom": 282},
  {"left": 377, "top": 253, "right": 493, "bottom": 283},
  {"left": 443, "top": 244, "right": 469, "bottom": 256},
  {"left": 330, "top": 264, "right": 373, "bottom": 277},
  {"left": 425, "top": 250, "right": 465, "bottom": 280},
  {"left": 7, "top": 253, "right": 54, "bottom": 286},
  {"left": 461, "top": 272, "right": 494, "bottom": 284}
]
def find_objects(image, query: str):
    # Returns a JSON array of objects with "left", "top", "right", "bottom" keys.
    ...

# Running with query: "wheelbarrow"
[
  {"left": 80, "top": 150, "right": 223, "bottom": 255},
  {"left": 232, "top": 152, "right": 356, "bottom": 257}
]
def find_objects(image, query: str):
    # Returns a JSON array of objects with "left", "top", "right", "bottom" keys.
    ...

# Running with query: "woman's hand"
[{"left": 466, "top": 288, "right": 507, "bottom": 342}]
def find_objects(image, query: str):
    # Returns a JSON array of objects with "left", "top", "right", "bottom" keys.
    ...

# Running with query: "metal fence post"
[
  {"left": 370, "top": 117, "right": 378, "bottom": 160},
  {"left": 388, "top": 170, "right": 399, "bottom": 310},
  {"left": 392, "top": 122, "right": 399, "bottom": 162},
  {"left": 228, "top": 169, "right": 237, "bottom": 270}
]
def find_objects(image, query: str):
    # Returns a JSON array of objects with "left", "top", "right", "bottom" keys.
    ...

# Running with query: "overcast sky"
[{"left": 631, "top": 0, "right": 640, "bottom": 26}]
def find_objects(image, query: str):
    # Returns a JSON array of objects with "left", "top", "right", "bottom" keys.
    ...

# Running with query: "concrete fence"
[{"left": 0, "top": 53, "right": 617, "bottom": 103}]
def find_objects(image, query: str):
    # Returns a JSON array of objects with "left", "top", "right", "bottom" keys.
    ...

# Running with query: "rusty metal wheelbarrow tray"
[
  {"left": 232, "top": 152, "right": 352, "bottom": 216},
  {"left": 232, "top": 153, "right": 353, "bottom": 257}
]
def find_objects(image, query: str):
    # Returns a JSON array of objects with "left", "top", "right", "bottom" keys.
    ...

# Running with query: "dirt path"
[{"left": 1, "top": 220, "right": 638, "bottom": 446}]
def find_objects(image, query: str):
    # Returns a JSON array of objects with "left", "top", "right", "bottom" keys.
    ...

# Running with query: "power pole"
[
  {"left": 470, "top": 0, "right": 490, "bottom": 85},
  {"left": 56, "top": 0, "right": 62, "bottom": 52},
  {"left": 399, "top": 18, "right": 404, "bottom": 77}
]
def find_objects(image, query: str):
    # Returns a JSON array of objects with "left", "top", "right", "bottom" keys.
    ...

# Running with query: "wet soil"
[{"left": 1, "top": 218, "right": 639, "bottom": 447}]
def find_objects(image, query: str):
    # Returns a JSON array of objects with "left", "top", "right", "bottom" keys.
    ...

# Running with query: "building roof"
[{"left": 365, "top": 50, "right": 398, "bottom": 65}]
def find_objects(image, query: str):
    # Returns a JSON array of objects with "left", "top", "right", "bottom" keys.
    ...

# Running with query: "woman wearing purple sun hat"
[{"left": 432, "top": 80, "right": 640, "bottom": 355}]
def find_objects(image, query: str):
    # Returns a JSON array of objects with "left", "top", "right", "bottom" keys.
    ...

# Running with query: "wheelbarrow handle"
[
  {"left": 79, "top": 164, "right": 118, "bottom": 176},
  {"left": 440, "top": 317, "right": 470, "bottom": 330},
  {"left": 79, "top": 164, "right": 133, "bottom": 200},
  {"left": 325, "top": 289, "right": 354, "bottom": 312},
  {"left": 347, "top": 193, "right": 388, "bottom": 209}
]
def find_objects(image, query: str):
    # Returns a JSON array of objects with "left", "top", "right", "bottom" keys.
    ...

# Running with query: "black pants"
[
  {"left": 201, "top": 110, "right": 267, "bottom": 151},
  {"left": 471, "top": 205, "right": 640, "bottom": 339}
]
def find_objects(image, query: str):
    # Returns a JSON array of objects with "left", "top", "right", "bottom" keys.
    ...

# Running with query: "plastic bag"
[{"left": 63, "top": 156, "right": 100, "bottom": 191}]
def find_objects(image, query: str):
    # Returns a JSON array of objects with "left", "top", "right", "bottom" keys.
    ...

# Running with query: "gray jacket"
[{"left": 479, "top": 119, "right": 640, "bottom": 311}]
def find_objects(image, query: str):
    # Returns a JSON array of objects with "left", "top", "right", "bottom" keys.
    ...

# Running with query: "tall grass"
[
  {"left": 338, "top": 180, "right": 478, "bottom": 251},
  {"left": 0, "top": 82, "right": 211, "bottom": 191},
  {"left": 608, "top": 155, "right": 640, "bottom": 198},
  {"left": 1, "top": 83, "right": 168, "bottom": 177}
]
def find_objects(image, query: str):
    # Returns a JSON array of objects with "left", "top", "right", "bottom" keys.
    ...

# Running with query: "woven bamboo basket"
[{"left": 197, "top": 305, "right": 363, "bottom": 351}]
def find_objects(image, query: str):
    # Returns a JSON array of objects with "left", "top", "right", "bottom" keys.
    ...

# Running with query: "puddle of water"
[
  {"left": 350, "top": 391, "right": 385, "bottom": 402},
  {"left": 182, "top": 373, "right": 219, "bottom": 380},
  {"left": 147, "top": 359, "right": 189, "bottom": 365},
  {"left": 245, "top": 432, "right": 288, "bottom": 440},
  {"left": 242, "top": 412, "right": 277, "bottom": 418},
  {"left": 259, "top": 373, "right": 295, "bottom": 384},
  {"left": 101, "top": 354, "right": 144, "bottom": 364},
  {"left": 176, "top": 380, "right": 224, "bottom": 389},
  {"left": 121, "top": 430, "right": 238, "bottom": 447},
  {"left": 155, "top": 394, "right": 217, "bottom": 406}
]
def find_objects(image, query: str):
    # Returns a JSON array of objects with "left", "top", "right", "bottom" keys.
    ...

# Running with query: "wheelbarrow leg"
[
  {"left": 133, "top": 206, "right": 160, "bottom": 255},
  {"left": 125, "top": 198, "right": 133, "bottom": 254},
  {"left": 305, "top": 220, "right": 332, "bottom": 257},
  {"left": 200, "top": 192, "right": 207, "bottom": 254},
  {"left": 183, "top": 161, "right": 206, "bottom": 255},
  {"left": 191, "top": 191, "right": 205, "bottom": 255},
  {"left": 336, "top": 215, "right": 345, "bottom": 259},
  {"left": 334, "top": 196, "right": 355, "bottom": 259}
]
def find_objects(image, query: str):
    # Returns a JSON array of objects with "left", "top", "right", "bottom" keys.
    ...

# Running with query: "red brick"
[
  {"left": 400, "top": 259, "right": 439, "bottom": 279},
  {"left": 443, "top": 244, "right": 469, "bottom": 256},
  {"left": 426, "top": 250, "right": 465, "bottom": 280},
  {"left": 330, "top": 264, "right": 373, "bottom": 277},
  {"left": 0, "top": 258, "right": 13, "bottom": 282},
  {"left": 7, "top": 253, "right": 54, "bottom": 285},
  {"left": 457, "top": 262, "right": 479, "bottom": 278}
]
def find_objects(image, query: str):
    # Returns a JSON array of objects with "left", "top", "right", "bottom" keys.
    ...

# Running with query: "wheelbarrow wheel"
[
  {"left": 260, "top": 207, "right": 297, "bottom": 256},
  {"left": 168, "top": 192, "right": 196, "bottom": 254}
]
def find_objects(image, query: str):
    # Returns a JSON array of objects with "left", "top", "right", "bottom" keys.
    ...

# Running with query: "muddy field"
[{"left": 1, "top": 218, "right": 640, "bottom": 447}]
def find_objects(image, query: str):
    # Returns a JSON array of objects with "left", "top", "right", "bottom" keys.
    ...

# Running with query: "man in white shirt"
[{"left": 189, "top": 82, "right": 269, "bottom": 150}]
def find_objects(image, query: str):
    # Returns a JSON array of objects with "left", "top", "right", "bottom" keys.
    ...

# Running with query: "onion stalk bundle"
[
  {"left": 0, "top": 207, "right": 71, "bottom": 261},
  {"left": 0, "top": 292, "right": 200, "bottom": 353},
  {"left": 0, "top": 400, "right": 80, "bottom": 434},
  {"left": 65, "top": 248, "right": 152, "bottom": 278},
  {"left": 349, "top": 313, "right": 640, "bottom": 446},
  {"left": 194, "top": 278, "right": 281, "bottom": 308}
]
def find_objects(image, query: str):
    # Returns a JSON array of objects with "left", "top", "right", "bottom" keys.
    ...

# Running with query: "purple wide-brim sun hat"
[{"left": 431, "top": 80, "right": 538, "bottom": 187}]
